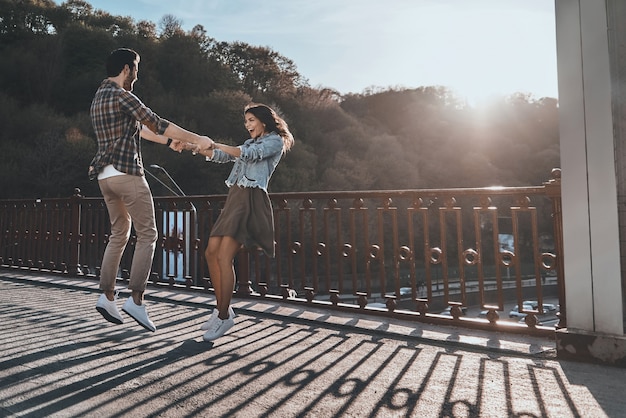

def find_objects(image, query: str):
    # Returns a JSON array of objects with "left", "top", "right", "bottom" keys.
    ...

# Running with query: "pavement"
[{"left": 0, "top": 270, "right": 625, "bottom": 418}]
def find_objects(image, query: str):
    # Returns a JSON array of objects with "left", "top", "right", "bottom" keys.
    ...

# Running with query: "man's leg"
[
  {"left": 99, "top": 178, "right": 133, "bottom": 295},
  {"left": 123, "top": 175, "right": 158, "bottom": 299},
  {"left": 96, "top": 177, "right": 132, "bottom": 324},
  {"left": 120, "top": 175, "right": 158, "bottom": 332}
]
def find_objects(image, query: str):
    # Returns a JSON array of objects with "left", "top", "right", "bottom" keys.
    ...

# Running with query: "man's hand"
[
  {"left": 171, "top": 141, "right": 200, "bottom": 153},
  {"left": 197, "top": 135, "right": 215, "bottom": 151},
  {"left": 169, "top": 139, "right": 183, "bottom": 152}
]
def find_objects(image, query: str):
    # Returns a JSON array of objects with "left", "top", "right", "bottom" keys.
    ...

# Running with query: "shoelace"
[{"left": 113, "top": 289, "right": 120, "bottom": 300}]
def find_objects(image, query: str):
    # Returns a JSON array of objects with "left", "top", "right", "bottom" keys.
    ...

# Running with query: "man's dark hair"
[{"left": 106, "top": 48, "right": 139, "bottom": 77}]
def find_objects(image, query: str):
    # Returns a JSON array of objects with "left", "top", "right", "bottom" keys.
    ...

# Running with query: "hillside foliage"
[{"left": 0, "top": 0, "right": 560, "bottom": 199}]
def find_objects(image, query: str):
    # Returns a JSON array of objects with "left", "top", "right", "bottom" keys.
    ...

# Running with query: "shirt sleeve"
[
  {"left": 119, "top": 90, "right": 170, "bottom": 135},
  {"left": 239, "top": 134, "right": 284, "bottom": 162},
  {"left": 207, "top": 148, "right": 236, "bottom": 163}
]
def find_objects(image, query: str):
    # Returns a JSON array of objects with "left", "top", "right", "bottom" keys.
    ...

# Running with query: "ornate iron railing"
[{"left": 0, "top": 170, "right": 564, "bottom": 336}]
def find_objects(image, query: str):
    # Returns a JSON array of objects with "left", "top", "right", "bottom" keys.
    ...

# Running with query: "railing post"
[
  {"left": 235, "top": 248, "right": 253, "bottom": 296},
  {"left": 543, "top": 168, "right": 566, "bottom": 328},
  {"left": 68, "top": 188, "right": 82, "bottom": 276}
]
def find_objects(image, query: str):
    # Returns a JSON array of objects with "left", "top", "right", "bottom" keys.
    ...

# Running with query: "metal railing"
[{"left": 0, "top": 169, "right": 564, "bottom": 336}]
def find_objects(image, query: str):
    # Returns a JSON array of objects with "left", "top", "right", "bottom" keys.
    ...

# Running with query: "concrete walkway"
[{"left": 0, "top": 271, "right": 624, "bottom": 417}]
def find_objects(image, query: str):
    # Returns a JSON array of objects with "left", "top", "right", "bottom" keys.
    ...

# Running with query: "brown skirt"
[{"left": 210, "top": 186, "right": 275, "bottom": 257}]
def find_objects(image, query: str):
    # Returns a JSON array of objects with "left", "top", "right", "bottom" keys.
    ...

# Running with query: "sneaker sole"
[
  {"left": 202, "top": 321, "right": 235, "bottom": 342},
  {"left": 96, "top": 306, "right": 123, "bottom": 325},
  {"left": 203, "top": 331, "right": 230, "bottom": 342},
  {"left": 122, "top": 307, "right": 156, "bottom": 332}
]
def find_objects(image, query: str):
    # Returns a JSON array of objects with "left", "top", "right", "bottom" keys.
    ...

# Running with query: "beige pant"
[{"left": 98, "top": 175, "right": 158, "bottom": 292}]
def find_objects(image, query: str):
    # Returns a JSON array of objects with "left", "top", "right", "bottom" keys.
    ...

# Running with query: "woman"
[{"left": 196, "top": 103, "right": 294, "bottom": 341}]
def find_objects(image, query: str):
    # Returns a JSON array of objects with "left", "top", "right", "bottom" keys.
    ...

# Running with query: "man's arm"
[
  {"left": 163, "top": 123, "right": 213, "bottom": 150},
  {"left": 141, "top": 121, "right": 213, "bottom": 150},
  {"left": 140, "top": 125, "right": 179, "bottom": 150}
]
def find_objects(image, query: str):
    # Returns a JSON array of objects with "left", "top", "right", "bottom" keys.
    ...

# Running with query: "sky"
[{"left": 78, "top": 0, "right": 558, "bottom": 102}]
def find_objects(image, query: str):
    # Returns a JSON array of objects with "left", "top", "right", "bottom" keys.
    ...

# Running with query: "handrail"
[{"left": 0, "top": 169, "right": 563, "bottom": 336}]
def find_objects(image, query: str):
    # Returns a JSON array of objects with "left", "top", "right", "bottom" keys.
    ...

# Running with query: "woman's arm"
[
  {"left": 197, "top": 142, "right": 241, "bottom": 159},
  {"left": 198, "top": 135, "right": 283, "bottom": 162},
  {"left": 140, "top": 122, "right": 214, "bottom": 151}
]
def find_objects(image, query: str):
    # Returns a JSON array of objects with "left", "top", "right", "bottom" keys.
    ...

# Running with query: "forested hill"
[{"left": 0, "top": 0, "right": 559, "bottom": 199}]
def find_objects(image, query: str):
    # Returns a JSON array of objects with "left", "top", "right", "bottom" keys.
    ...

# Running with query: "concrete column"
[
  {"left": 555, "top": 0, "right": 626, "bottom": 365},
  {"left": 607, "top": 0, "right": 626, "bottom": 334}
]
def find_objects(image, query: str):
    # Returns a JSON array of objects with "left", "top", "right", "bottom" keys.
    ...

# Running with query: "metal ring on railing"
[
  {"left": 277, "top": 199, "right": 288, "bottom": 209},
  {"left": 516, "top": 195, "right": 531, "bottom": 208},
  {"left": 541, "top": 252, "right": 556, "bottom": 270},
  {"left": 499, "top": 250, "right": 515, "bottom": 267},
  {"left": 443, "top": 197, "right": 457, "bottom": 208},
  {"left": 352, "top": 198, "right": 365, "bottom": 209},
  {"left": 463, "top": 248, "right": 479, "bottom": 265},
  {"left": 368, "top": 244, "right": 380, "bottom": 259},
  {"left": 398, "top": 246, "right": 412, "bottom": 261},
  {"left": 430, "top": 247, "right": 442, "bottom": 264}
]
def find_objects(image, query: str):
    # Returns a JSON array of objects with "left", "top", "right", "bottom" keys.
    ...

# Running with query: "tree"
[
  {"left": 158, "top": 14, "right": 183, "bottom": 38},
  {"left": 136, "top": 20, "right": 156, "bottom": 39},
  {"left": 213, "top": 41, "right": 306, "bottom": 99},
  {"left": 0, "top": 0, "right": 561, "bottom": 199},
  {"left": 153, "top": 32, "right": 232, "bottom": 99},
  {"left": 0, "top": 0, "right": 57, "bottom": 40}
]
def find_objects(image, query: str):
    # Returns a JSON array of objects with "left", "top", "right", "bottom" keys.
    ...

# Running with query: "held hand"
[
  {"left": 188, "top": 143, "right": 202, "bottom": 155},
  {"left": 172, "top": 141, "right": 200, "bottom": 153},
  {"left": 170, "top": 139, "right": 185, "bottom": 153},
  {"left": 198, "top": 136, "right": 215, "bottom": 151}
]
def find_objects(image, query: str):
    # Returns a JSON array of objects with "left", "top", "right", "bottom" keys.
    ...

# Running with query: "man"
[{"left": 90, "top": 48, "right": 213, "bottom": 332}]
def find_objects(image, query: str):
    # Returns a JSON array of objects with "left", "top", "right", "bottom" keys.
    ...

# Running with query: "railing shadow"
[{"left": 0, "top": 278, "right": 615, "bottom": 418}]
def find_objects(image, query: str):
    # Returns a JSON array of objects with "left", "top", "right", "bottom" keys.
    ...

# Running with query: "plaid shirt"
[{"left": 88, "top": 79, "right": 170, "bottom": 180}]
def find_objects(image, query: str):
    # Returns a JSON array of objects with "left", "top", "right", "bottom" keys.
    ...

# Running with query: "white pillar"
[{"left": 556, "top": 0, "right": 624, "bottom": 335}]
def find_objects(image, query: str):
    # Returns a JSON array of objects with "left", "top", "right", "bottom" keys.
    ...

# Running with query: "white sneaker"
[
  {"left": 200, "top": 306, "right": 235, "bottom": 330},
  {"left": 202, "top": 317, "right": 235, "bottom": 342},
  {"left": 95, "top": 292, "right": 124, "bottom": 324},
  {"left": 122, "top": 298, "right": 156, "bottom": 332},
  {"left": 200, "top": 309, "right": 218, "bottom": 331}
]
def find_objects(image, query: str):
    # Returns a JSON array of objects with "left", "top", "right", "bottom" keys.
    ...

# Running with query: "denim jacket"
[{"left": 208, "top": 132, "right": 284, "bottom": 192}]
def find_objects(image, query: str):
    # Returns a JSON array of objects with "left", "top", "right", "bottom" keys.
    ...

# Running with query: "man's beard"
[{"left": 123, "top": 73, "right": 134, "bottom": 91}]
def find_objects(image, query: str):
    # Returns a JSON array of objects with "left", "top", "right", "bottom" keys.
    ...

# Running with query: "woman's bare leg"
[
  {"left": 205, "top": 236, "right": 223, "bottom": 306},
  {"left": 206, "top": 235, "right": 241, "bottom": 319}
]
